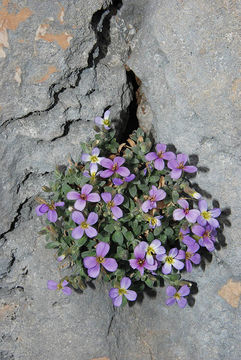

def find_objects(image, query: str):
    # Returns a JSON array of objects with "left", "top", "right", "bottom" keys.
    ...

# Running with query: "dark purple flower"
[
  {"left": 178, "top": 243, "right": 201, "bottom": 272},
  {"left": 141, "top": 240, "right": 166, "bottom": 265},
  {"left": 109, "top": 277, "right": 137, "bottom": 307},
  {"left": 173, "top": 199, "right": 200, "bottom": 223},
  {"left": 145, "top": 215, "right": 163, "bottom": 229},
  {"left": 101, "top": 192, "right": 124, "bottom": 219},
  {"left": 83, "top": 242, "right": 118, "bottom": 278},
  {"left": 129, "top": 242, "right": 157, "bottom": 276},
  {"left": 145, "top": 143, "right": 175, "bottom": 170},
  {"left": 167, "top": 154, "right": 197, "bottom": 179},
  {"left": 71, "top": 211, "right": 98, "bottom": 239},
  {"left": 178, "top": 227, "right": 196, "bottom": 246},
  {"left": 100, "top": 157, "right": 130, "bottom": 178},
  {"left": 112, "top": 174, "right": 135, "bottom": 186},
  {"left": 95, "top": 110, "right": 111, "bottom": 130},
  {"left": 157, "top": 248, "right": 184, "bottom": 274},
  {"left": 36, "top": 201, "right": 65, "bottom": 223},
  {"left": 192, "top": 224, "right": 216, "bottom": 252},
  {"left": 143, "top": 163, "right": 153, "bottom": 176},
  {"left": 67, "top": 184, "right": 100, "bottom": 211},
  {"left": 141, "top": 185, "right": 166, "bottom": 213},
  {"left": 81, "top": 147, "right": 103, "bottom": 164},
  {"left": 166, "top": 285, "right": 190, "bottom": 308},
  {"left": 197, "top": 199, "right": 221, "bottom": 228},
  {"left": 57, "top": 254, "right": 65, "bottom": 262},
  {"left": 47, "top": 280, "right": 72, "bottom": 295}
]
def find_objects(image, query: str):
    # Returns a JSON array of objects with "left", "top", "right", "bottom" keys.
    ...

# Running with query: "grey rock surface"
[{"left": 1, "top": 0, "right": 241, "bottom": 359}]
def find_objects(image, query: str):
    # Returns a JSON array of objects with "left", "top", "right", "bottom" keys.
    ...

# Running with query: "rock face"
[{"left": 1, "top": 0, "right": 241, "bottom": 359}]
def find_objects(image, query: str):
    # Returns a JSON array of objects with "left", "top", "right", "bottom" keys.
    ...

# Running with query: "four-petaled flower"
[
  {"left": 83, "top": 242, "right": 118, "bottom": 278},
  {"left": 109, "top": 277, "right": 137, "bottom": 307},
  {"left": 178, "top": 243, "right": 201, "bottom": 272},
  {"left": 173, "top": 199, "right": 200, "bottom": 223},
  {"left": 197, "top": 199, "right": 221, "bottom": 228},
  {"left": 36, "top": 201, "right": 64, "bottom": 223},
  {"left": 129, "top": 242, "right": 158, "bottom": 276},
  {"left": 145, "top": 215, "right": 163, "bottom": 229},
  {"left": 145, "top": 143, "right": 175, "bottom": 170},
  {"left": 71, "top": 211, "right": 98, "bottom": 239},
  {"left": 112, "top": 174, "right": 135, "bottom": 186},
  {"left": 157, "top": 248, "right": 184, "bottom": 274},
  {"left": 67, "top": 184, "right": 100, "bottom": 211},
  {"left": 168, "top": 154, "right": 197, "bottom": 180},
  {"left": 166, "top": 285, "right": 190, "bottom": 308},
  {"left": 47, "top": 280, "right": 72, "bottom": 295},
  {"left": 100, "top": 157, "right": 130, "bottom": 178},
  {"left": 81, "top": 147, "right": 103, "bottom": 166},
  {"left": 101, "top": 192, "right": 124, "bottom": 219},
  {"left": 141, "top": 240, "right": 166, "bottom": 265},
  {"left": 192, "top": 224, "right": 216, "bottom": 252},
  {"left": 95, "top": 110, "right": 111, "bottom": 130},
  {"left": 141, "top": 185, "right": 166, "bottom": 213},
  {"left": 83, "top": 163, "right": 100, "bottom": 180}
]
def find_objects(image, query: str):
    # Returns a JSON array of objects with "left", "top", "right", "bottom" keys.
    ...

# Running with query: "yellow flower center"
[
  {"left": 178, "top": 162, "right": 184, "bottom": 169},
  {"left": 202, "top": 211, "right": 211, "bottom": 220},
  {"left": 48, "top": 202, "right": 56, "bottom": 210},
  {"left": 166, "top": 256, "right": 174, "bottom": 264},
  {"left": 107, "top": 201, "right": 114, "bottom": 208},
  {"left": 185, "top": 252, "right": 192, "bottom": 260},
  {"left": 150, "top": 218, "right": 157, "bottom": 226},
  {"left": 96, "top": 256, "right": 105, "bottom": 264},
  {"left": 81, "top": 221, "right": 89, "bottom": 229},
  {"left": 174, "top": 292, "right": 181, "bottom": 300},
  {"left": 147, "top": 246, "right": 155, "bottom": 256},
  {"left": 203, "top": 230, "right": 211, "bottom": 238},
  {"left": 103, "top": 119, "right": 110, "bottom": 126},
  {"left": 138, "top": 258, "right": 145, "bottom": 266},
  {"left": 157, "top": 151, "right": 163, "bottom": 158},
  {"left": 90, "top": 155, "right": 98, "bottom": 163},
  {"left": 118, "top": 288, "right": 127, "bottom": 296},
  {"left": 57, "top": 283, "right": 63, "bottom": 290},
  {"left": 112, "top": 163, "right": 118, "bottom": 171}
]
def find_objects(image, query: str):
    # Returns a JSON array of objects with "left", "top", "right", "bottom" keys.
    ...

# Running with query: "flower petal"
[
  {"left": 72, "top": 226, "right": 84, "bottom": 239},
  {"left": 103, "top": 258, "right": 118, "bottom": 272},
  {"left": 171, "top": 169, "right": 183, "bottom": 179},
  {"left": 156, "top": 143, "right": 166, "bottom": 153},
  {"left": 185, "top": 259, "right": 192, "bottom": 272},
  {"left": 72, "top": 211, "right": 85, "bottom": 224},
  {"left": 169, "top": 248, "right": 178, "bottom": 257},
  {"left": 112, "top": 178, "right": 123, "bottom": 185},
  {"left": 192, "top": 224, "right": 205, "bottom": 237},
  {"left": 81, "top": 153, "right": 91, "bottom": 162},
  {"left": 85, "top": 226, "right": 97, "bottom": 238},
  {"left": 179, "top": 285, "right": 190, "bottom": 296},
  {"left": 67, "top": 191, "right": 80, "bottom": 200},
  {"left": 145, "top": 152, "right": 158, "bottom": 161},
  {"left": 162, "top": 262, "right": 172, "bottom": 274},
  {"left": 177, "top": 297, "right": 187, "bottom": 308},
  {"left": 87, "top": 212, "right": 98, "bottom": 225},
  {"left": 120, "top": 277, "right": 131, "bottom": 290},
  {"left": 173, "top": 259, "right": 184, "bottom": 270},
  {"left": 116, "top": 166, "right": 130, "bottom": 177},
  {"left": 101, "top": 192, "right": 112, "bottom": 203},
  {"left": 36, "top": 204, "right": 48, "bottom": 216},
  {"left": 197, "top": 215, "right": 207, "bottom": 226},
  {"left": 184, "top": 165, "right": 197, "bottom": 173},
  {"left": 88, "top": 264, "right": 100, "bottom": 278},
  {"left": 199, "top": 199, "right": 208, "bottom": 212},
  {"left": 111, "top": 206, "right": 123, "bottom": 219},
  {"left": 74, "top": 199, "right": 86, "bottom": 211},
  {"left": 134, "top": 243, "right": 146, "bottom": 259},
  {"left": 113, "top": 194, "right": 124, "bottom": 206},
  {"left": 155, "top": 189, "right": 166, "bottom": 201},
  {"left": 154, "top": 158, "right": 164, "bottom": 170},
  {"left": 47, "top": 280, "right": 58, "bottom": 290},
  {"left": 92, "top": 147, "right": 100, "bottom": 156},
  {"left": 100, "top": 158, "right": 113, "bottom": 169},
  {"left": 177, "top": 153, "right": 188, "bottom": 164},
  {"left": 178, "top": 199, "right": 189, "bottom": 209},
  {"left": 113, "top": 295, "right": 122, "bottom": 307},
  {"left": 104, "top": 110, "right": 110, "bottom": 119},
  {"left": 55, "top": 202, "right": 64, "bottom": 207},
  {"left": 109, "top": 288, "right": 119, "bottom": 299},
  {"left": 208, "top": 218, "right": 220, "bottom": 228},
  {"left": 100, "top": 170, "right": 114, "bottom": 178},
  {"left": 87, "top": 193, "right": 101, "bottom": 202},
  {"left": 114, "top": 157, "right": 125, "bottom": 167},
  {"left": 142, "top": 200, "right": 151, "bottom": 213},
  {"left": 47, "top": 210, "right": 57, "bottom": 223},
  {"left": 96, "top": 242, "right": 110, "bottom": 257},
  {"left": 210, "top": 208, "right": 221, "bottom": 218},
  {"left": 129, "top": 259, "right": 138, "bottom": 269},
  {"left": 83, "top": 256, "right": 97, "bottom": 269},
  {"left": 166, "top": 285, "right": 176, "bottom": 296},
  {"left": 62, "top": 286, "right": 72, "bottom": 295},
  {"left": 62, "top": 280, "right": 68, "bottom": 287},
  {"left": 125, "top": 290, "right": 137, "bottom": 301},
  {"left": 163, "top": 151, "right": 176, "bottom": 160},
  {"left": 95, "top": 116, "right": 104, "bottom": 126},
  {"left": 166, "top": 297, "right": 176, "bottom": 306},
  {"left": 82, "top": 184, "right": 93, "bottom": 195},
  {"left": 167, "top": 159, "right": 178, "bottom": 170},
  {"left": 173, "top": 209, "right": 185, "bottom": 221},
  {"left": 191, "top": 253, "right": 201, "bottom": 265},
  {"left": 186, "top": 209, "right": 200, "bottom": 223}
]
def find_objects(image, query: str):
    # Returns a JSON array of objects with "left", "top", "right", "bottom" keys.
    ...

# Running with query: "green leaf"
[
  {"left": 112, "top": 231, "right": 124, "bottom": 245},
  {"left": 81, "top": 250, "right": 96, "bottom": 258},
  {"left": 116, "top": 246, "right": 128, "bottom": 260},
  {"left": 104, "top": 224, "right": 115, "bottom": 233},
  {"left": 172, "top": 190, "right": 179, "bottom": 203},
  {"left": 147, "top": 232, "right": 154, "bottom": 241},
  {"left": 75, "top": 236, "right": 88, "bottom": 248},
  {"left": 154, "top": 226, "right": 162, "bottom": 236},
  {"left": 145, "top": 278, "right": 154, "bottom": 288},
  {"left": 164, "top": 227, "right": 174, "bottom": 238},
  {"left": 149, "top": 175, "right": 161, "bottom": 183},
  {"left": 129, "top": 185, "right": 137, "bottom": 198},
  {"left": 160, "top": 234, "right": 167, "bottom": 243},
  {"left": 123, "top": 231, "right": 134, "bottom": 242},
  {"left": 45, "top": 241, "right": 60, "bottom": 249}
]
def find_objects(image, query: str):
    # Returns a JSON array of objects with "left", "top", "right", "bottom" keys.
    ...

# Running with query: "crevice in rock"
[{"left": 51, "top": 118, "right": 82, "bottom": 142}]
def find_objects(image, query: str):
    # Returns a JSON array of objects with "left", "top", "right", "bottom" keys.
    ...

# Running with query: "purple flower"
[
  {"left": 36, "top": 201, "right": 65, "bottom": 223},
  {"left": 71, "top": 211, "right": 98, "bottom": 239},
  {"left": 141, "top": 240, "right": 166, "bottom": 265},
  {"left": 95, "top": 110, "right": 111, "bottom": 130},
  {"left": 145, "top": 143, "right": 175, "bottom": 171},
  {"left": 109, "top": 277, "right": 137, "bottom": 307},
  {"left": 83, "top": 242, "right": 118, "bottom": 278},
  {"left": 67, "top": 184, "right": 100, "bottom": 211},
  {"left": 178, "top": 243, "right": 201, "bottom": 272},
  {"left": 173, "top": 199, "right": 200, "bottom": 224},
  {"left": 197, "top": 199, "right": 221, "bottom": 228},
  {"left": 83, "top": 163, "right": 101, "bottom": 179},
  {"left": 143, "top": 163, "right": 153, "bottom": 176},
  {"left": 57, "top": 254, "right": 65, "bottom": 262},
  {"left": 192, "top": 224, "right": 216, "bottom": 252},
  {"left": 167, "top": 154, "right": 197, "bottom": 180},
  {"left": 100, "top": 157, "right": 130, "bottom": 178},
  {"left": 129, "top": 242, "right": 157, "bottom": 276},
  {"left": 101, "top": 192, "right": 124, "bottom": 219},
  {"left": 178, "top": 227, "right": 196, "bottom": 246},
  {"left": 81, "top": 147, "right": 103, "bottom": 165},
  {"left": 166, "top": 285, "right": 190, "bottom": 308},
  {"left": 47, "top": 280, "right": 72, "bottom": 295},
  {"left": 145, "top": 215, "right": 163, "bottom": 229},
  {"left": 141, "top": 185, "right": 166, "bottom": 213},
  {"left": 157, "top": 248, "right": 184, "bottom": 274},
  {"left": 112, "top": 174, "right": 136, "bottom": 186}
]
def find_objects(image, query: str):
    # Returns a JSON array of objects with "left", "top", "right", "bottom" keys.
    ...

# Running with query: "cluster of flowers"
[{"left": 36, "top": 110, "right": 221, "bottom": 309}]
